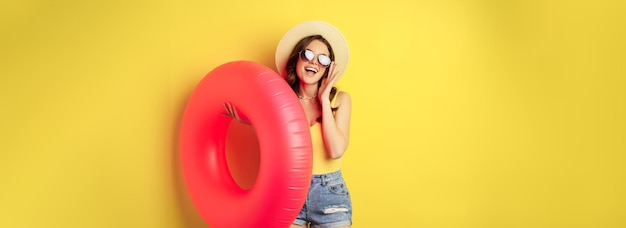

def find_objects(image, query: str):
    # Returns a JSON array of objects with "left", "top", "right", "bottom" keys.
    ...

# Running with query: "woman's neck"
[{"left": 298, "top": 84, "right": 318, "bottom": 100}]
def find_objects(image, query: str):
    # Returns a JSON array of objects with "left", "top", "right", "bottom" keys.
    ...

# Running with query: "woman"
[{"left": 225, "top": 20, "right": 352, "bottom": 228}]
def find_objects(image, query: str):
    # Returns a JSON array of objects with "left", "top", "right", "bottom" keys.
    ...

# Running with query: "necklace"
[{"left": 298, "top": 95, "right": 317, "bottom": 100}]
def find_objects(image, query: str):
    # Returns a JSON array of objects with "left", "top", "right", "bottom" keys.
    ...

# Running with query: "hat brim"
[{"left": 275, "top": 20, "right": 349, "bottom": 78}]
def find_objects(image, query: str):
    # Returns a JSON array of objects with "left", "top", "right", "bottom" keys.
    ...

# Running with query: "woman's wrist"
[{"left": 320, "top": 98, "right": 332, "bottom": 109}]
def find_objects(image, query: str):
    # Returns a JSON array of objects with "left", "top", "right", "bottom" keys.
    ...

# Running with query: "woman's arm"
[
  {"left": 320, "top": 91, "right": 351, "bottom": 159},
  {"left": 317, "top": 62, "right": 351, "bottom": 159}
]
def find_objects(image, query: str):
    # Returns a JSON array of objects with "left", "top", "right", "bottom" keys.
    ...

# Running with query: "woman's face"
[{"left": 296, "top": 39, "right": 330, "bottom": 85}]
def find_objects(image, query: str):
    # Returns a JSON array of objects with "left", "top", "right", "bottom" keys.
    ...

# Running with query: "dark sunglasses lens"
[
  {"left": 318, "top": 55, "right": 331, "bottom": 66},
  {"left": 300, "top": 50, "right": 314, "bottom": 61}
]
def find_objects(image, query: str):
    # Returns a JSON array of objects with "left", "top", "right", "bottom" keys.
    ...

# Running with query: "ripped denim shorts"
[{"left": 293, "top": 170, "right": 352, "bottom": 228}]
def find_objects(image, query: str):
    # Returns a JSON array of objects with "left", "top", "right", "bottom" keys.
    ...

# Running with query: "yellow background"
[{"left": 1, "top": 0, "right": 625, "bottom": 227}]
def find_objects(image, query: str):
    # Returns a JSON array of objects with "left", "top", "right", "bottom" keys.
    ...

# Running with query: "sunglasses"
[{"left": 299, "top": 49, "right": 332, "bottom": 67}]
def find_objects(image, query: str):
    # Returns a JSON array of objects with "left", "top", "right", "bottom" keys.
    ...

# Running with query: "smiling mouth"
[{"left": 305, "top": 67, "right": 318, "bottom": 74}]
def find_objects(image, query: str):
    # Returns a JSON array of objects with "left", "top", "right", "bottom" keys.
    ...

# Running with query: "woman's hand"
[
  {"left": 318, "top": 61, "right": 342, "bottom": 103},
  {"left": 222, "top": 102, "right": 251, "bottom": 125}
]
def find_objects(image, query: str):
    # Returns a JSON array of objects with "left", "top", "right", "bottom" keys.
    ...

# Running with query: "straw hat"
[{"left": 275, "top": 20, "right": 349, "bottom": 78}]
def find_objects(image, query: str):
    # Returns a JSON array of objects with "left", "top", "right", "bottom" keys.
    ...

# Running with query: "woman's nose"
[{"left": 311, "top": 56, "right": 319, "bottom": 65}]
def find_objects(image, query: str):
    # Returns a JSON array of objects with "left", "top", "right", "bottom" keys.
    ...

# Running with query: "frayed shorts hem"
[{"left": 292, "top": 219, "right": 352, "bottom": 228}]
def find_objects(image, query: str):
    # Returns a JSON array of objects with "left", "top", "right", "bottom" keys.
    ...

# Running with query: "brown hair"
[{"left": 285, "top": 35, "right": 338, "bottom": 109}]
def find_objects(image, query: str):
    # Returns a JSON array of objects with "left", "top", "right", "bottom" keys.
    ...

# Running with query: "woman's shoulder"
[
  {"left": 336, "top": 90, "right": 351, "bottom": 100},
  {"left": 333, "top": 90, "right": 351, "bottom": 108}
]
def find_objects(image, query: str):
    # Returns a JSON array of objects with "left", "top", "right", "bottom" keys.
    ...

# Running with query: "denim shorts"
[{"left": 293, "top": 170, "right": 352, "bottom": 227}]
